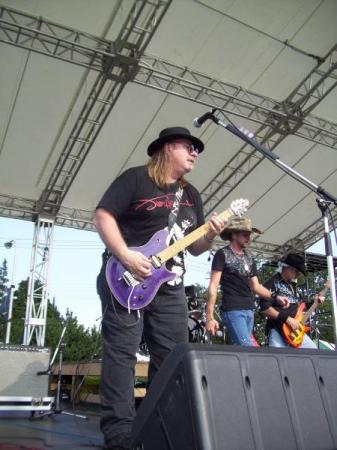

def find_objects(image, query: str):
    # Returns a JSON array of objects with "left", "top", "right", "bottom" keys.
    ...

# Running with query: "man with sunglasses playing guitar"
[
  {"left": 260, "top": 253, "right": 329, "bottom": 348},
  {"left": 94, "top": 127, "right": 229, "bottom": 449}
]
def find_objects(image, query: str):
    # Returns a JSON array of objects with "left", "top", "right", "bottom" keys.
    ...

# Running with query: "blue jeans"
[
  {"left": 268, "top": 328, "right": 317, "bottom": 349},
  {"left": 222, "top": 309, "right": 255, "bottom": 346}
]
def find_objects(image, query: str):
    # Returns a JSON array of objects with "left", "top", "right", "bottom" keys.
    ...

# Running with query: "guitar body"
[
  {"left": 105, "top": 198, "right": 249, "bottom": 311},
  {"left": 282, "top": 302, "right": 310, "bottom": 348},
  {"left": 106, "top": 229, "right": 176, "bottom": 310}
]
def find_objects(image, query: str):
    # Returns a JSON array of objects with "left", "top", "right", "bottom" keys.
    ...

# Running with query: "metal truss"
[
  {"left": 1, "top": 192, "right": 336, "bottom": 263},
  {"left": 285, "top": 44, "right": 337, "bottom": 116},
  {"left": 1, "top": 2, "right": 172, "bottom": 346},
  {"left": 0, "top": 193, "right": 37, "bottom": 221},
  {"left": 1, "top": 5, "right": 337, "bottom": 151},
  {"left": 55, "top": 206, "right": 95, "bottom": 231},
  {"left": 0, "top": 4, "right": 336, "bottom": 256},
  {"left": 37, "top": 71, "right": 129, "bottom": 217},
  {"left": 0, "top": 2, "right": 171, "bottom": 69},
  {"left": 280, "top": 206, "right": 337, "bottom": 254},
  {"left": 23, "top": 217, "right": 54, "bottom": 346},
  {"left": 0, "top": 2, "right": 172, "bottom": 216},
  {"left": 135, "top": 54, "right": 337, "bottom": 148},
  {"left": 201, "top": 123, "right": 286, "bottom": 215},
  {"left": 0, "top": 4, "right": 112, "bottom": 70},
  {"left": 35, "top": 0, "right": 171, "bottom": 217}
]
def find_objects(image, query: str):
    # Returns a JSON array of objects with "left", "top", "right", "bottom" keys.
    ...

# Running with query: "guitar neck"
[
  {"left": 301, "top": 301, "right": 319, "bottom": 324},
  {"left": 157, "top": 208, "right": 233, "bottom": 263}
]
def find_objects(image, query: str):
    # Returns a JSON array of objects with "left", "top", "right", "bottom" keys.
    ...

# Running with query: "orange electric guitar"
[
  {"left": 282, "top": 281, "right": 329, "bottom": 348},
  {"left": 281, "top": 301, "right": 318, "bottom": 348}
]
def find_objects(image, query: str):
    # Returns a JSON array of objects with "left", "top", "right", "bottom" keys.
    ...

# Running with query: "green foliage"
[
  {"left": 0, "top": 259, "right": 9, "bottom": 297},
  {"left": 0, "top": 276, "right": 102, "bottom": 363},
  {"left": 0, "top": 259, "right": 10, "bottom": 337},
  {"left": 6, "top": 279, "right": 28, "bottom": 344},
  {"left": 60, "top": 310, "right": 101, "bottom": 362},
  {"left": 194, "top": 283, "right": 208, "bottom": 300}
]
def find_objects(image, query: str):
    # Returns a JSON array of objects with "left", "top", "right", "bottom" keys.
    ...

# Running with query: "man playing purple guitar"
[{"left": 94, "top": 126, "right": 226, "bottom": 450}]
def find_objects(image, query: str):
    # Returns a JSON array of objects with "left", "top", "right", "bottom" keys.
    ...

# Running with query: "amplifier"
[{"left": 0, "top": 344, "right": 50, "bottom": 397}]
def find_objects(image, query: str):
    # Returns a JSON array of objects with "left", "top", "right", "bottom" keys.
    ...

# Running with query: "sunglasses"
[{"left": 171, "top": 141, "right": 200, "bottom": 155}]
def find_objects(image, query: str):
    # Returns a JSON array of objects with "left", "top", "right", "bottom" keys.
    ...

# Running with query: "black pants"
[{"left": 97, "top": 269, "right": 188, "bottom": 446}]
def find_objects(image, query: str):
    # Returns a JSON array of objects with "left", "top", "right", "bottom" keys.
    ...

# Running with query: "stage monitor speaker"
[
  {"left": 0, "top": 344, "right": 50, "bottom": 397},
  {"left": 131, "top": 344, "right": 337, "bottom": 450}
]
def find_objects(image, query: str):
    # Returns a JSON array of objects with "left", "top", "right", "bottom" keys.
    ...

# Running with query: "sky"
[{"left": 0, "top": 216, "right": 336, "bottom": 331}]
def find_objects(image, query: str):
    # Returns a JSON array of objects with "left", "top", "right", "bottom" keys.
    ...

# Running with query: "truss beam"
[
  {"left": 1, "top": 4, "right": 336, "bottom": 256},
  {"left": 285, "top": 44, "right": 337, "bottom": 116},
  {"left": 23, "top": 217, "right": 54, "bottom": 346},
  {"left": 1, "top": 5, "right": 337, "bottom": 150},
  {"left": 1, "top": 192, "right": 336, "bottom": 261},
  {"left": 280, "top": 206, "right": 337, "bottom": 254},
  {"left": 31, "top": 1, "right": 171, "bottom": 216}
]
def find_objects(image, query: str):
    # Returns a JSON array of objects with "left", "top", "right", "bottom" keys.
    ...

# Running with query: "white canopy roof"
[{"left": 1, "top": 0, "right": 337, "bottom": 259}]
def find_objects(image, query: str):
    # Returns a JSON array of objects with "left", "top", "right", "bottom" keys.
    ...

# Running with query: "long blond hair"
[{"left": 146, "top": 144, "right": 187, "bottom": 189}]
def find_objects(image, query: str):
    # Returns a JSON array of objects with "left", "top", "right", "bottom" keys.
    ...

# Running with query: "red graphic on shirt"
[{"left": 134, "top": 194, "right": 193, "bottom": 211}]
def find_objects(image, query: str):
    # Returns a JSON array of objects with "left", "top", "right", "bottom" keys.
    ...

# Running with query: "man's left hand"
[
  {"left": 276, "top": 295, "right": 290, "bottom": 308},
  {"left": 207, "top": 212, "right": 227, "bottom": 239}
]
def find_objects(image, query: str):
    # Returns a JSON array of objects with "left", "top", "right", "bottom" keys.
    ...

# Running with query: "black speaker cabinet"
[{"left": 131, "top": 344, "right": 337, "bottom": 450}]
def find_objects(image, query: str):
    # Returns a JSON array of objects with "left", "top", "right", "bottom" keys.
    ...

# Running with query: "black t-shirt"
[
  {"left": 260, "top": 273, "right": 301, "bottom": 334},
  {"left": 211, "top": 245, "right": 257, "bottom": 311},
  {"left": 97, "top": 165, "right": 205, "bottom": 287}
]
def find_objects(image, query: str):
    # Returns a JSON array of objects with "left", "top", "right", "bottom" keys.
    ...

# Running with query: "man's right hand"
[
  {"left": 122, "top": 249, "right": 152, "bottom": 281},
  {"left": 206, "top": 318, "right": 219, "bottom": 336},
  {"left": 285, "top": 316, "right": 301, "bottom": 331}
]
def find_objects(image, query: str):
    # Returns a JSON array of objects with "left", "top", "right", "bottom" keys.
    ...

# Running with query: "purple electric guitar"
[{"left": 106, "top": 198, "right": 249, "bottom": 310}]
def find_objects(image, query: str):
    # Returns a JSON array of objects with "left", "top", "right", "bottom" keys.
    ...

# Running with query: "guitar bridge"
[{"left": 122, "top": 271, "right": 139, "bottom": 288}]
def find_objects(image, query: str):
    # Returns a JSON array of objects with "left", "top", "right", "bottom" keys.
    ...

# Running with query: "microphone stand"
[
  {"left": 201, "top": 110, "right": 337, "bottom": 349},
  {"left": 33, "top": 326, "right": 87, "bottom": 420}
]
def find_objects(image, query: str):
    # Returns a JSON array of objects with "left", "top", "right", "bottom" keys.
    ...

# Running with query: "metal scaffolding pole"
[{"left": 23, "top": 217, "right": 54, "bottom": 346}]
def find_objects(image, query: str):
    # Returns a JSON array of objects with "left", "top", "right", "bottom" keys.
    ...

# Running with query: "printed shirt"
[
  {"left": 212, "top": 245, "right": 257, "bottom": 311},
  {"left": 96, "top": 165, "right": 204, "bottom": 288}
]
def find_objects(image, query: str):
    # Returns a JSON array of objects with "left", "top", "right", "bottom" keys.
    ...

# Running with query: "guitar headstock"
[{"left": 230, "top": 198, "right": 249, "bottom": 217}]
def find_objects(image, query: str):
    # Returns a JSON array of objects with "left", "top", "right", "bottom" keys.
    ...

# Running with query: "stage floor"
[{"left": 0, "top": 403, "right": 103, "bottom": 449}]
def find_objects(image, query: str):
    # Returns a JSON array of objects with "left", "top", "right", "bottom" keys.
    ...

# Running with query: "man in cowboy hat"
[
  {"left": 94, "top": 126, "right": 226, "bottom": 449},
  {"left": 260, "top": 253, "right": 329, "bottom": 348},
  {"left": 206, "top": 216, "right": 289, "bottom": 346}
]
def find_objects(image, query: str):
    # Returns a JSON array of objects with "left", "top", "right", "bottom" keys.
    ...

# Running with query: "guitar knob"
[{"left": 141, "top": 284, "right": 147, "bottom": 289}]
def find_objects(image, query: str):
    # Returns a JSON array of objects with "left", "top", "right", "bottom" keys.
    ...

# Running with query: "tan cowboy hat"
[{"left": 220, "top": 216, "right": 262, "bottom": 241}]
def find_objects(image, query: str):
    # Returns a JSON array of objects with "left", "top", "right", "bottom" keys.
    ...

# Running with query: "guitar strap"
[{"left": 167, "top": 184, "right": 184, "bottom": 232}]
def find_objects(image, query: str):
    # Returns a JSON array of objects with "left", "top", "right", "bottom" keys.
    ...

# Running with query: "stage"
[{"left": 0, "top": 403, "right": 103, "bottom": 449}]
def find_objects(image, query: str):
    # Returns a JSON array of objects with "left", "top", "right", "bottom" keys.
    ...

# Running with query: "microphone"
[{"left": 193, "top": 109, "right": 217, "bottom": 128}]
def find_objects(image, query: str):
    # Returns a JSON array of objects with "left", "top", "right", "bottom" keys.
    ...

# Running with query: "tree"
[
  {"left": 59, "top": 310, "right": 101, "bottom": 362},
  {"left": 0, "top": 259, "right": 9, "bottom": 299},
  {"left": 0, "top": 259, "right": 10, "bottom": 338},
  {"left": 0, "top": 275, "right": 102, "bottom": 361},
  {"left": 6, "top": 279, "right": 28, "bottom": 344}
]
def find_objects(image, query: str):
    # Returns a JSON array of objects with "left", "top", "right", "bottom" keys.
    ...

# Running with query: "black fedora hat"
[
  {"left": 281, "top": 253, "right": 306, "bottom": 275},
  {"left": 147, "top": 126, "right": 204, "bottom": 156}
]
